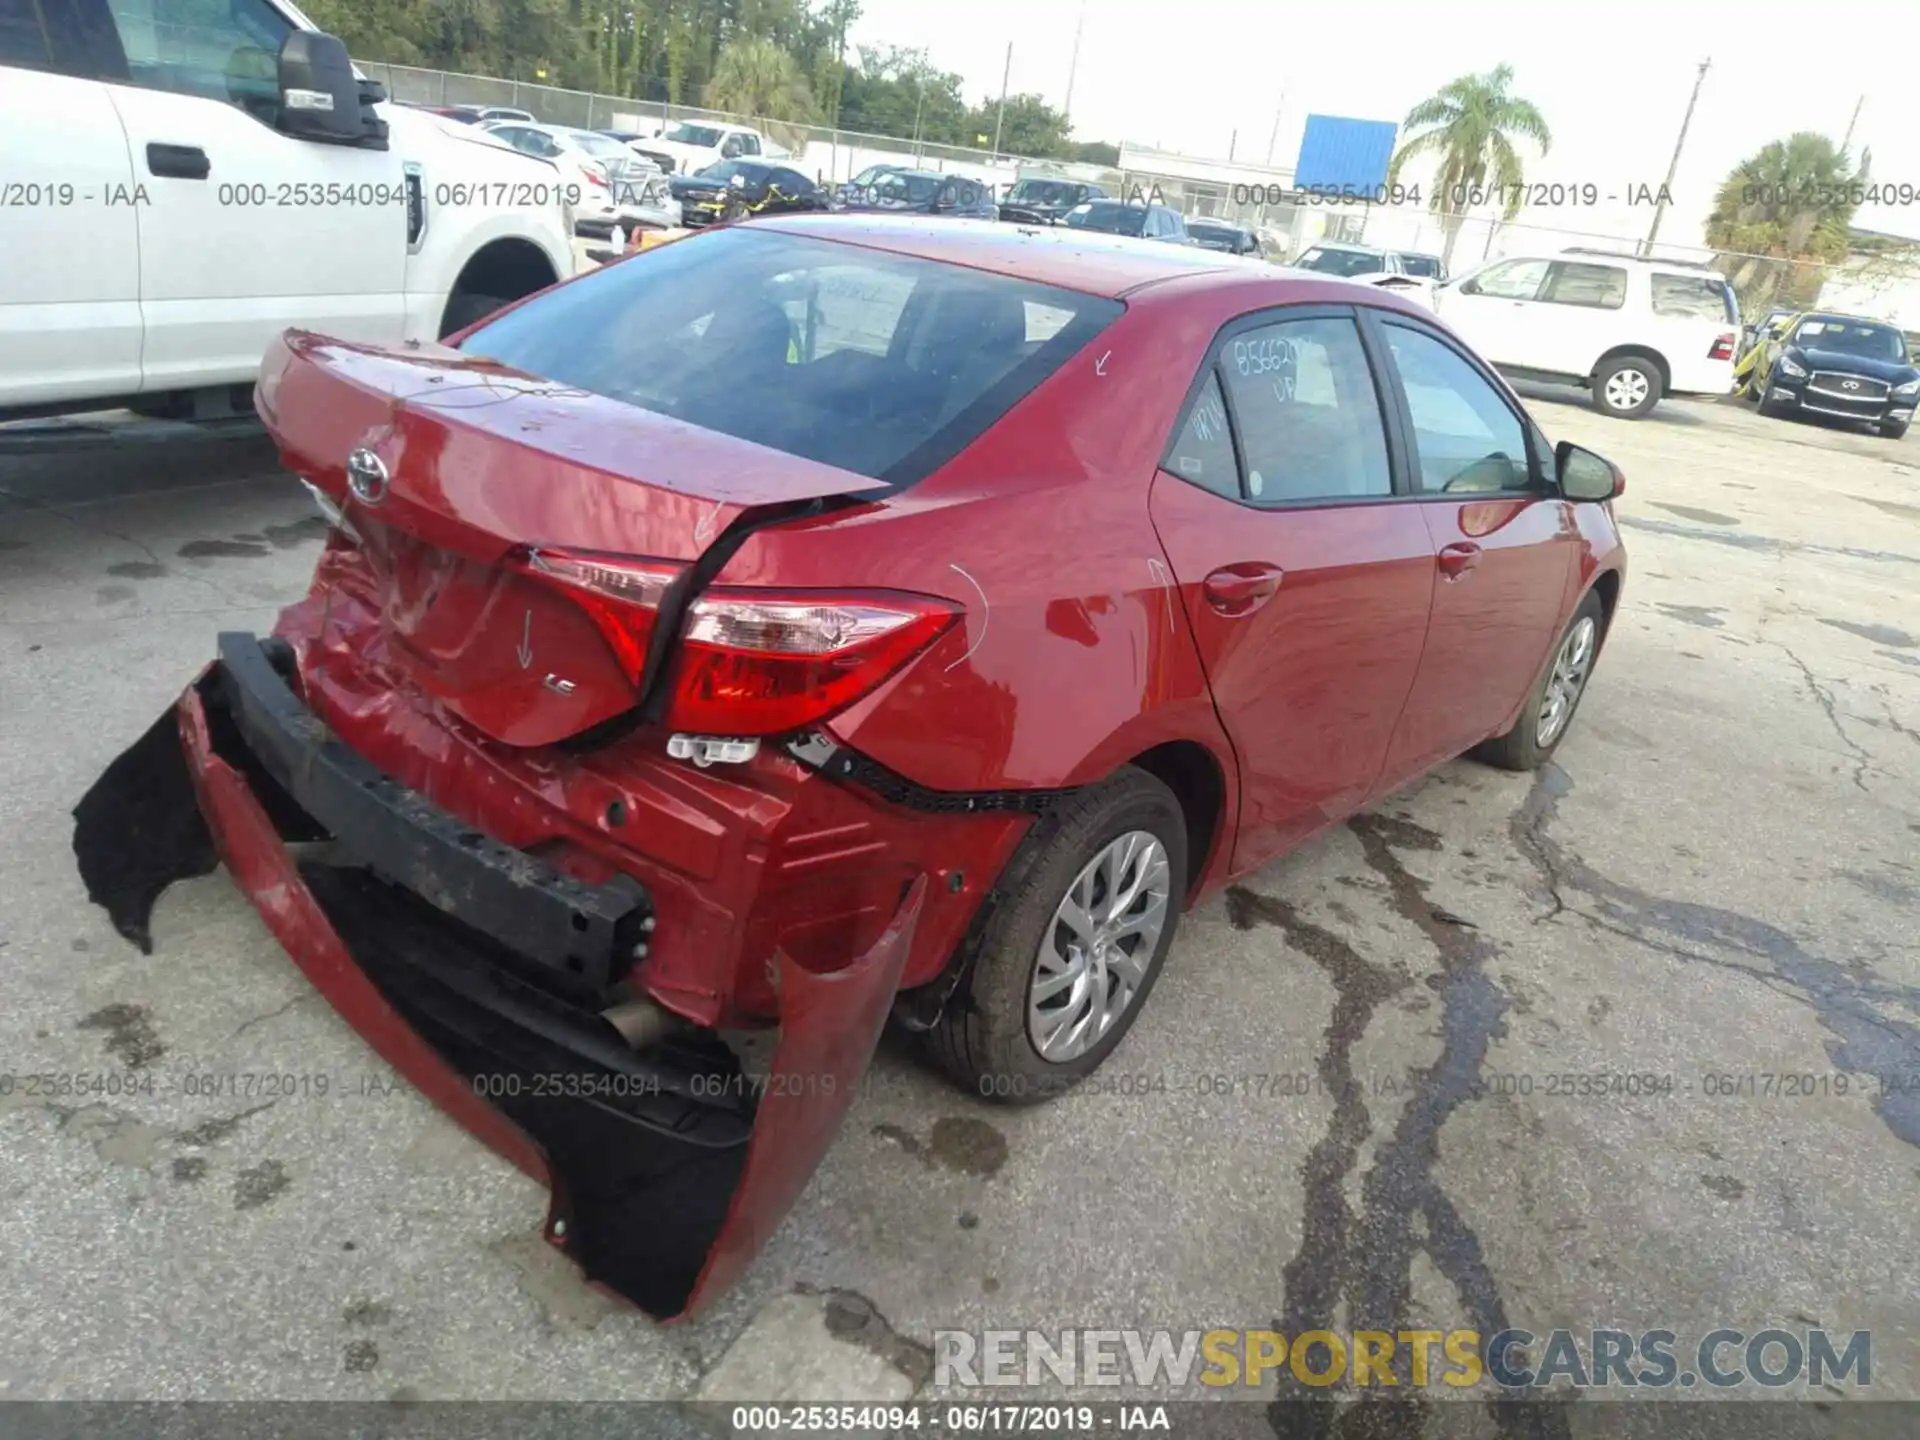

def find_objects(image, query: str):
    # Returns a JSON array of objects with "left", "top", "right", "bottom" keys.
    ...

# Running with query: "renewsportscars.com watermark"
[{"left": 934, "top": 1328, "right": 1871, "bottom": 1391}]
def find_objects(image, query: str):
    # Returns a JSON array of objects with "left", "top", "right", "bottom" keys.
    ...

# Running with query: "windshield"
[
  {"left": 1295, "top": 247, "right": 1384, "bottom": 278},
  {"left": 692, "top": 161, "right": 757, "bottom": 183},
  {"left": 849, "top": 166, "right": 895, "bottom": 188},
  {"left": 664, "top": 123, "right": 723, "bottom": 147},
  {"left": 1792, "top": 318, "right": 1908, "bottom": 363},
  {"left": 869, "top": 173, "right": 940, "bottom": 205},
  {"left": 570, "top": 131, "right": 631, "bottom": 160},
  {"left": 1067, "top": 203, "right": 1147, "bottom": 236},
  {"left": 1009, "top": 179, "right": 1075, "bottom": 206},
  {"left": 458, "top": 227, "right": 1124, "bottom": 486}
]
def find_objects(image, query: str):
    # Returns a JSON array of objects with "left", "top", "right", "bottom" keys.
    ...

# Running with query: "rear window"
[
  {"left": 1295, "top": 247, "right": 1383, "bottom": 278},
  {"left": 1068, "top": 203, "right": 1149, "bottom": 236},
  {"left": 458, "top": 227, "right": 1122, "bottom": 487},
  {"left": 1651, "top": 272, "right": 1738, "bottom": 324}
]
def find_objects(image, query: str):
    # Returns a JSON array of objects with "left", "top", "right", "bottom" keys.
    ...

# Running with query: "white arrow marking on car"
[
  {"left": 517, "top": 609, "right": 534, "bottom": 669},
  {"left": 1095, "top": 351, "right": 1110, "bottom": 376}
]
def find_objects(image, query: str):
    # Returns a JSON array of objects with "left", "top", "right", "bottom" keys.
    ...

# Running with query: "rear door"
[
  {"left": 1368, "top": 312, "right": 1578, "bottom": 784},
  {"left": 1533, "top": 259, "right": 1629, "bottom": 375},
  {"left": 1148, "top": 305, "right": 1435, "bottom": 875},
  {"left": 0, "top": 0, "right": 144, "bottom": 407}
]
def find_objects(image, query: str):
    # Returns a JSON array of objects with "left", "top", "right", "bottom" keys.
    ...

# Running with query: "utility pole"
[
  {"left": 1229, "top": 129, "right": 1237, "bottom": 163},
  {"left": 1842, "top": 93, "right": 1865, "bottom": 154},
  {"left": 829, "top": 1, "right": 848, "bottom": 182},
  {"left": 1265, "top": 92, "right": 1286, "bottom": 167},
  {"left": 910, "top": 66, "right": 926, "bottom": 161},
  {"left": 991, "top": 41, "right": 1012, "bottom": 161},
  {"left": 1641, "top": 58, "right": 1710, "bottom": 257},
  {"left": 1063, "top": 0, "right": 1085, "bottom": 125}
]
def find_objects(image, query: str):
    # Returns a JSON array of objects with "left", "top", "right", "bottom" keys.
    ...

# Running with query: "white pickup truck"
[
  {"left": 0, "top": 0, "right": 577, "bottom": 421},
  {"left": 629, "top": 120, "right": 784, "bottom": 177}
]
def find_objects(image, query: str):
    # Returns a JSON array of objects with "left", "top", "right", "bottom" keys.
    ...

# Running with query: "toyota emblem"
[{"left": 346, "top": 447, "right": 390, "bottom": 504}]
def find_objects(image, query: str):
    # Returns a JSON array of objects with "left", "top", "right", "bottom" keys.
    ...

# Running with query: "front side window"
[
  {"left": 1, "top": 0, "right": 54, "bottom": 70},
  {"left": 459, "top": 227, "right": 1123, "bottom": 486},
  {"left": 1383, "top": 325, "right": 1533, "bottom": 494},
  {"left": 1219, "top": 316, "right": 1392, "bottom": 504},
  {"left": 1541, "top": 262, "right": 1627, "bottom": 309},
  {"left": 1467, "top": 258, "right": 1549, "bottom": 300},
  {"left": 104, "top": 0, "right": 290, "bottom": 118}
]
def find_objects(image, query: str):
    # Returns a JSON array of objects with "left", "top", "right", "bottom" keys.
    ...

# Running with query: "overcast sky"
[{"left": 846, "top": 0, "right": 1920, "bottom": 248}]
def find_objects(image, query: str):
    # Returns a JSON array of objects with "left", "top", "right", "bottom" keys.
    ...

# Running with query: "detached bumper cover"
[{"left": 71, "top": 634, "right": 924, "bottom": 1319}]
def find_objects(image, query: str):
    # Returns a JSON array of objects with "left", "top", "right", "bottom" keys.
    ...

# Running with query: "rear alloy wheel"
[
  {"left": 925, "top": 767, "right": 1186, "bottom": 1103},
  {"left": 1473, "top": 589, "right": 1607, "bottom": 772},
  {"left": 1591, "top": 355, "right": 1663, "bottom": 419}
]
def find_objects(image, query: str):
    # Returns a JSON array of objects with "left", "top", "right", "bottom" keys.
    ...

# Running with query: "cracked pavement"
[{"left": 1, "top": 396, "right": 1916, "bottom": 1419}]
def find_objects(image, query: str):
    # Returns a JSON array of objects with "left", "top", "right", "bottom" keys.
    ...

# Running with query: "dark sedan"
[
  {"left": 669, "top": 161, "right": 828, "bottom": 227},
  {"left": 1745, "top": 312, "right": 1918, "bottom": 440},
  {"left": 835, "top": 169, "right": 996, "bottom": 219},
  {"left": 1187, "top": 219, "right": 1262, "bottom": 256},
  {"left": 998, "top": 176, "right": 1107, "bottom": 225}
]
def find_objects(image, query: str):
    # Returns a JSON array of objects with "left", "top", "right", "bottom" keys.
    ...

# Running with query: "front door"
[
  {"left": 1148, "top": 307, "right": 1435, "bottom": 876},
  {"left": 1369, "top": 315, "right": 1578, "bottom": 785},
  {"left": 1432, "top": 256, "right": 1551, "bottom": 370},
  {"left": 93, "top": 0, "right": 405, "bottom": 390}
]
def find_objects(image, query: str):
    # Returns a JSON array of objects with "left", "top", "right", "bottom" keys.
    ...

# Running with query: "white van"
[
  {"left": 1431, "top": 249, "right": 1740, "bottom": 418},
  {"left": 1, "top": 0, "right": 577, "bottom": 420}
]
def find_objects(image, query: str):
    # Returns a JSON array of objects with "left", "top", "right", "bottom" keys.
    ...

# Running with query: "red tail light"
[
  {"left": 583, "top": 167, "right": 610, "bottom": 189},
  {"left": 513, "top": 546, "right": 685, "bottom": 681},
  {"left": 1709, "top": 333, "right": 1736, "bottom": 361},
  {"left": 515, "top": 547, "right": 959, "bottom": 736},
  {"left": 666, "top": 588, "right": 959, "bottom": 735}
]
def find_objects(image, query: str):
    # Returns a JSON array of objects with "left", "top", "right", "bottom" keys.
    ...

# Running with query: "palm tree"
[
  {"left": 1385, "top": 65, "right": 1552, "bottom": 269},
  {"left": 705, "top": 34, "right": 817, "bottom": 139},
  {"left": 1705, "top": 132, "right": 1866, "bottom": 314}
]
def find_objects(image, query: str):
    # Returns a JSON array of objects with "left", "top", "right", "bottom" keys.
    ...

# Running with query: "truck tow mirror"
[{"left": 278, "top": 31, "right": 388, "bottom": 150}]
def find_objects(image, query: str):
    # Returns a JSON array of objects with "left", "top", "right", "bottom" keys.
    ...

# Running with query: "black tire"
[
  {"left": 1882, "top": 421, "right": 1909, "bottom": 441},
  {"left": 925, "top": 767, "right": 1188, "bottom": 1105},
  {"left": 1473, "top": 588, "right": 1609, "bottom": 772},
  {"left": 1590, "top": 354, "right": 1663, "bottom": 419},
  {"left": 439, "top": 291, "right": 509, "bottom": 339}
]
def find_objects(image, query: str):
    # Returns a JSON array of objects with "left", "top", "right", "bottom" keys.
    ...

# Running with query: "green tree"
[
  {"left": 966, "top": 92, "right": 1071, "bottom": 158},
  {"left": 1705, "top": 132, "right": 1867, "bottom": 313},
  {"left": 1386, "top": 63, "right": 1551, "bottom": 269},
  {"left": 706, "top": 33, "right": 816, "bottom": 128}
]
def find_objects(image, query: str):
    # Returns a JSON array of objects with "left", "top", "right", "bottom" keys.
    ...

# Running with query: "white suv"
[{"left": 1430, "top": 250, "right": 1741, "bottom": 418}]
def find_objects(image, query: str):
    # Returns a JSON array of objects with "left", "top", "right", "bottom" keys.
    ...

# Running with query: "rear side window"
[
  {"left": 1164, "top": 374, "right": 1238, "bottom": 498},
  {"left": 460, "top": 226, "right": 1122, "bottom": 487},
  {"left": 1, "top": 0, "right": 53, "bottom": 69},
  {"left": 1220, "top": 316, "right": 1392, "bottom": 503},
  {"left": 1542, "top": 262, "right": 1627, "bottom": 309},
  {"left": 1651, "top": 272, "right": 1738, "bottom": 323}
]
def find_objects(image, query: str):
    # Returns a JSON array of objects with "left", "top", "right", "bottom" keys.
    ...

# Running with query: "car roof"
[
  {"left": 1798, "top": 312, "right": 1893, "bottom": 327},
  {"left": 1304, "top": 241, "right": 1381, "bottom": 254},
  {"left": 750, "top": 214, "right": 1242, "bottom": 296}
]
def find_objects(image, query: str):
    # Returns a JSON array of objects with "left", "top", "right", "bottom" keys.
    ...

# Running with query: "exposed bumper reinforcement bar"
[{"left": 70, "top": 637, "right": 926, "bottom": 1318}]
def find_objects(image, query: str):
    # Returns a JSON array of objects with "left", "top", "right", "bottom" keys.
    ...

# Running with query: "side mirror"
[
  {"left": 278, "top": 32, "right": 385, "bottom": 148},
  {"left": 1456, "top": 275, "right": 1482, "bottom": 296},
  {"left": 1556, "top": 441, "right": 1625, "bottom": 502},
  {"left": 1767, "top": 322, "right": 1790, "bottom": 339}
]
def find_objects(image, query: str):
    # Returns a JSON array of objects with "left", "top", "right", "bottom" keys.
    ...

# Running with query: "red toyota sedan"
[{"left": 75, "top": 216, "right": 1625, "bottom": 1320}]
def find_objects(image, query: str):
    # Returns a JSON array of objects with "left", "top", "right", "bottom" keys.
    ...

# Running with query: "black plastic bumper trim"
[
  {"left": 784, "top": 730, "right": 1076, "bottom": 816},
  {"left": 212, "top": 631, "right": 651, "bottom": 991}
]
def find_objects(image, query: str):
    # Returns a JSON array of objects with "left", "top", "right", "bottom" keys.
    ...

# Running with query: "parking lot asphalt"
[{"left": 1, "top": 393, "right": 1917, "bottom": 1417}]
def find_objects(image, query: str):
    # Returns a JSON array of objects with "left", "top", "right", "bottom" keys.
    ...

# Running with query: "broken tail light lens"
[
  {"left": 666, "top": 589, "right": 959, "bottom": 735},
  {"left": 1709, "top": 333, "right": 1736, "bottom": 361},
  {"left": 512, "top": 546, "right": 685, "bottom": 682}
]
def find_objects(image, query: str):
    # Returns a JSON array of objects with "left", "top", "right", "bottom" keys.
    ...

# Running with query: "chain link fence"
[{"left": 357, "top": 61, "right": 1115, "bottom": 187}]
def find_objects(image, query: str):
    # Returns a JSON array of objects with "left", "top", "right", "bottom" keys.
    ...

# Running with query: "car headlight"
[
  {"left": 1893, "top": 378, "right": 1920, "bottom": 398},
  {"left": 1777, "top": 353, "right": 1808, "bottom": 379}
]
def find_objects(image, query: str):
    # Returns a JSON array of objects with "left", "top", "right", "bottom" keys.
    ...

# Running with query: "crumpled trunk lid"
[{"left": 255, "top": 330, "right": 884, "bottom": 748}]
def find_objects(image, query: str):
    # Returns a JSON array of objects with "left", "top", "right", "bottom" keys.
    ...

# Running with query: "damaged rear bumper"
[{"left": 71, "top": 633, "right": 923, "bottom": 1319}]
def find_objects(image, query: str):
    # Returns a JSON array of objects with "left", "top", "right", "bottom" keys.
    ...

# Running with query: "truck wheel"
[
  {"left": 926, "top": 767, "right": 1186, "bottom": 1105},
  {"left": 439, "top": 292, "right": 509, "bottom": 339},
  {"left": 1591, "top": 355, "right": 1663, "bottom": 419},
  {"left": 1474, "top": 589, "right": 1608, "bottom": 772}
]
